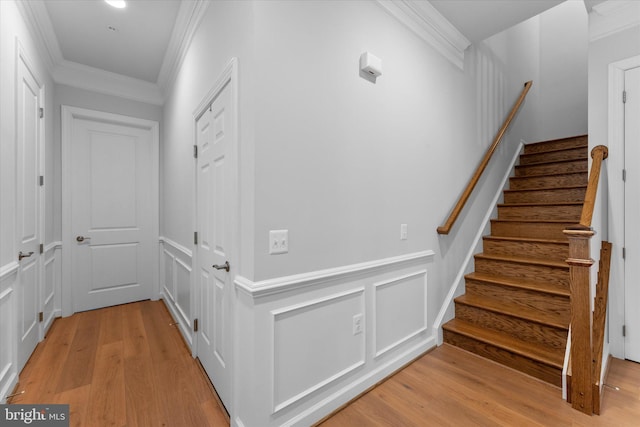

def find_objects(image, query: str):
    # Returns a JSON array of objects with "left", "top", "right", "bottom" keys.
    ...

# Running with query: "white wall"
[
  {"left": 589, "top": 21, "right": 640, "bottom": 360},
  {"left": 0, "top": 0, "right": 55, "bottom": 402}
]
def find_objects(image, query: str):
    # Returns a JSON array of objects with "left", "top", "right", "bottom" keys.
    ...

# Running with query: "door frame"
[
  {"left": 61, "top": 106, "right": 160, "bottom": 317},
  {"left": 15, "top": 39, "right": 46, "bottom": 351},
  {"left": 192, "top": 58, "right": 239, "bottom": 411},
  {"left": 608, "top": 54, "right": 640, "bottom": 359}
]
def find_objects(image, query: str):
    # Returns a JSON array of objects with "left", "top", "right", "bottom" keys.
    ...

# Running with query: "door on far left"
[{"left": 16, "top": 50, "right": 43, "bottom": 372}]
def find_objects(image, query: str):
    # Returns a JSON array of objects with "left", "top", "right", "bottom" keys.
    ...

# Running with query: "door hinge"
[
  {"left": 39, "top": 243, "right": 44, "bottom": 254},
  {"left": 623, "top": 325, "right": 626, "bottom": 337},
  {"left": 39, "top": 175, "right": 44, "bottom": 186},
  {"left": 193, "top": 318, "right": 199, "bottom": 332},
  {"left": 623, "top": 90, "right": 627, "bottom": 103},
  {"left": 194, "top": 231, "right": 198, "bottom": 245},
  {"left": 194, "top": 145, "right": 198, "bottom": 159},
  {"left": 38, "top": 312, "right": 43, "bottom": 322},
  {"left": 623, "top": 247, "right": 626, "bottom": 259},
  {"left": 39, "top": 107, "right": 44, "bottom": 118},
  {"left": 623, "top": 169, "right": 627, "bottom": 182}
]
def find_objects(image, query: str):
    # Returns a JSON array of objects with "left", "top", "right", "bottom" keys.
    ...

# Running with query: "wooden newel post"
[{"left": 564, "top": 227, "right": 595, "bottom": 415}]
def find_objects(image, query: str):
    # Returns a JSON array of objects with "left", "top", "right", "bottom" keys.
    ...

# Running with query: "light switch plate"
[
  {"left": 269, "top": 230, "right": 288, "bottom": 254},
  {"left": 400, "top": 224, "right": 408, "bottom": 240}
]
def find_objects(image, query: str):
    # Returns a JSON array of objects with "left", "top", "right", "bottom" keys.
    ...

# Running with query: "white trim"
[
  {"left": 270, "top": 288, "right": 366, "bottom": 414},
  {"left": 432, "top": 140, "right": 525, "bottom": 344},
  {"left": 608, "top": 55, "right": 640, "bottom": 359},
  {"left": 374, "top": 0, "right": 470, "bottom": 70},
  {"left": 590, "top": 0, "right": 640, "bottom": 42},
  {"left": 235, "top": 250, "right": 436, "bottom": 298},
  {"left": 157, "top": 0, "right": 210, "bottom": 93},
  {"left": 0, "top": 263, "right": 19, "bottom": 281},
  {"left": 16, "top": 0, "right": 208, "bottom": 105},
  {"left": 159, "top": 236, "right": 193, "bottom": 258},
  {"left": 373, "top": 270, "right": 428, "bottom": 359},
  {"left": 61, "top": 106, "right": 160, "bottom": 316}
]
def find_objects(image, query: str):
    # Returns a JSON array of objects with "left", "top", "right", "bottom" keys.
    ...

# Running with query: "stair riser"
[
  {"left": 515, "top": 160, "right": 587, "bottom": 177},
  {"left": 482, "top": 238, "right": 569, "bottom": 261},
  {"left": 442, "top": 330, "right": 562, "bottom": 386},
  {"left": 491, "top": 221, "right": 574, "bottom": 240},
  {"left": 497, "top": 205, "right": 582, "bottom": 221},
  {"left": 503, "top": 187, "right": 585, "bottom": 204},
  {"left": 474, "top": 257, "right": 569, "bottom": 287},
  {"left": 520, "top": 147, "right": 587, "bottom": 165},
  {"left": 524, "top": 136, "right": 588, "bottom": 154},
  {"left": 464, "top": 280, "right": 570, "bottom": 323},
  {"left": 455, "top": 303, "right": 568, "bottom": 350},
  {"left": 509, "top": 173, "right": 587, "bottom": 190}
]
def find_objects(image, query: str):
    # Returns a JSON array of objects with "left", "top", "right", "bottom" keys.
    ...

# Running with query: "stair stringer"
[{"left": 434, "top": 140, "right": 525, "bottom": 345}]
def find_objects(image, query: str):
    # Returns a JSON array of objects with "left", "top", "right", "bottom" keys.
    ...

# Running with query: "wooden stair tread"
[
  {"left": 475, "top": 252, "right": 569, "bottom": 269},
  {"left": 491, "top": 218, "right": 578, "bottom": 224},
  {"left": 510, "top": 171, "right": 586, "bottom": 179},
  {"left": 465, "top": 272, "right": 570, "bottom": 297},
  {"left": 442, "top": 319, "right": 564, "bottom": 368},
  {"left": 454, "top": 294, "right": 569, "bottom": 330},
  {"left": 504, "top": 185, "right": 586, "bottom": 193},
  {"left": 520, "top": 146, "right": 586, "bottom": 157},
  {"left": 515, "top": 158, "right": 587, "bottom": 168},
  {"left": 497, "top": 202, "right": 582, "bottom": 208},
  {"left": 483, "top": 235, "right": 568, "bottom": 244}
]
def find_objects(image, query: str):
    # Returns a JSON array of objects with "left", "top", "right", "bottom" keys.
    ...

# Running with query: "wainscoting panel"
[
  {"left": 0, "top": 263, "right": 18, "bottom": 403},
  {"left": 233, "top": 250, "right": 435, "bottom": 427},
  {"left": 159, "top": 237, "right": 193, "bottom": 347},
  {"left": 374, "top": 270, "right": 428, "bottom": 359},
  {"left": 272, "top": 288, "right": 365, "bottom": 413},
  {"left": 42, "top": 243, "right": 61, "bottom": 333}
]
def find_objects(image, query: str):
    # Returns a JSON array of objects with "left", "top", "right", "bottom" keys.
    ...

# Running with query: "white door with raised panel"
[
  {"left": 62, "top": 107, "right": 158, "bottom": 314},
  {"left": 16, "top": 50, "right": 43, "bottom": 371},
  {"left": 625, "top": 66, "right": 640, "bottom": 362},
  {"left": 196, "top": 79, "right": 234, "bottom": 411}
]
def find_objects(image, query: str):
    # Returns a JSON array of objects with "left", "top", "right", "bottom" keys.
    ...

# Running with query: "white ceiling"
[
  {"left": 429, "top": 0, "right": 567, "bottom": 43},
  {"left": 44, "top": 0, "right": 180, "bottom": 83}
]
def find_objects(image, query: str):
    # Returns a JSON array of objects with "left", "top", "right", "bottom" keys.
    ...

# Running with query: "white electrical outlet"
[
  {"left": 269, "top": 230, "right": 288, "bottom": 254},
  {"left": 353, "top": 314, "right": 363, "bottom": 335},
  {"left": 400, "top": 223, "right": 408, "bottom": 240}
]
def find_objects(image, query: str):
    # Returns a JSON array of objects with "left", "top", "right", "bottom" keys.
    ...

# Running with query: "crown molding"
[
  {"left": 157, "top": 0, "right": 211, "bottom": 95},
  {"left": 16, "top": 0, "right": 207, "bottom": 105},
  {"left": 53, "top": 60, "right": 164, "bottom": 105},
  {"left": 375, "top": 0, "right": 470, "bottom": 70},
  {"left": 590, "top": 0, "right": 640, "bottom": 42}
]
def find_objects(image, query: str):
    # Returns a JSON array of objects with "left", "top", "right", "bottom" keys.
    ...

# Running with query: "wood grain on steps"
[
  {"left": 509, "top": 172, "right": 587, "bottom": 190},
  {"left": 503, "top": 186, "right": 586, "bottom": 203},
  {"left": 519, "top": 146, "right": 588, "bottom": 165},
  {"left": 482, "top": 236, "right": 569, "bottom": 261},
  {"left": 442, "top": 319, "right": 564, "bottom": 386},
  {"left": 523, "top": 135, "right": 588, "bottom": 154},
  {"left": 515, "top": 159, "right": 587, "bottom": 177},
  {"left": 497, "top": 203, "right": 582, "bottom": 221},
  {"left": 474, "top": 253, "right": 569, "bottom": 288},
  {"left": 490, "top": 219, "right": 577, "bottom": 240}
]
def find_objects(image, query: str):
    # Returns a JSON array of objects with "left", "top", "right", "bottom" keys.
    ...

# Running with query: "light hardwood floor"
[
  {"left": 320, "top": 344, "right": 640, "bottom": 427},
  {"left": 10, "top": 300, "right": 228, "bottom": 427},
  {"left": 11, "top": 301, "right": 640, "bottom": 426}
]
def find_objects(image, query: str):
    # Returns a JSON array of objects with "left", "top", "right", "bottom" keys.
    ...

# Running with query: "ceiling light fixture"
[{"left": 105, "top": 0, "right": 126, "bottom": 9}]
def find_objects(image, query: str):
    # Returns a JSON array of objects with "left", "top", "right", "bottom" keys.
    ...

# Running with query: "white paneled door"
[
  {"left": 625, "top": 66, "right": 640, "bottom": 362},
  {"left": 196, "top": 77, "right": 235, "bottom": 411},
  {"left": 63, "top": 107, "right": 158, "bottom": 313},
  {"left": 16, "top": 50, "right": 43, "bottom": 371}
]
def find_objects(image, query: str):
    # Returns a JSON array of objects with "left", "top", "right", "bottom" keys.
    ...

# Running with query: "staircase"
[{"left": 442, "top": 135, "right": 589, "bottom": 387}]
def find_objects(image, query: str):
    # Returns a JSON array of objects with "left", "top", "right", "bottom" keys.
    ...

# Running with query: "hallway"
[{"left": 9, "top": 300, "right": 228, "bottom": 426}]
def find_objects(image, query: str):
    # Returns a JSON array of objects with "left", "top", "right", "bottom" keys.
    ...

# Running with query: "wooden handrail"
[
  {"left": 578, "top": 145, "right": 608, "bottom": 228},
  {"left": 437, "top": 81, "right": 533, "bottom": 235}
]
